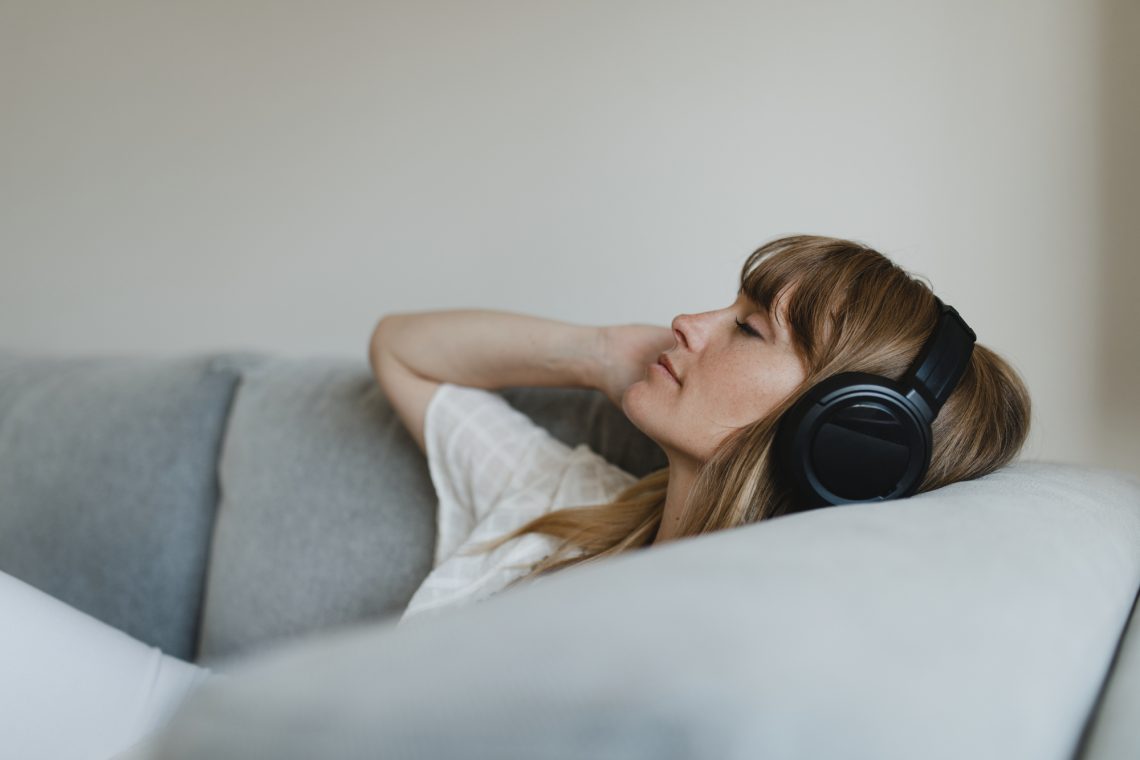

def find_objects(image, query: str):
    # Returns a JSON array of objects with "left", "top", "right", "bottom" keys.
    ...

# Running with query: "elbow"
[
  {"left": 370, "top": 312, "right": 424, "bottom": 377},
  {"left": 369, "top": 316, "right": 395, "bottom": 374}
]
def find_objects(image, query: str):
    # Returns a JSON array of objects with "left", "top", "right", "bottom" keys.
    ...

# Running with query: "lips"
[{"left": 657, "top": 353, "right": 680, "bottom": 384}]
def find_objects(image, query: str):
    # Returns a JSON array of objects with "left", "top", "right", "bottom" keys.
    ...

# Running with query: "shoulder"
[{"left": 424, "top": 382, "right": 637, "bottom": 558}]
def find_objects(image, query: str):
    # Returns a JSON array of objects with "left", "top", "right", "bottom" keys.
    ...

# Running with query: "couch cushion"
[
  {"left": 148, "top": 461, "right": 1140, "bottom": 760},
  {"left": 194, "top": 357, "right": 437, "bottom": 664},
  {"left": 0, "top": 350, "right": 248, "bottom": 660},
  {"left": 195, "top": 371, "right": 667, "bottom": 665}
]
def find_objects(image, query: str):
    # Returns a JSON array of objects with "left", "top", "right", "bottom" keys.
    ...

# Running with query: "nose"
[
  {"left": 673, "top": 304, "right": 734, "bottom": 351},
  {"left": 670, "top": 313, "right": 691, "bottom": 349},
  {"left": 672, "top": 308, "right": 717, "bottom": 349}
]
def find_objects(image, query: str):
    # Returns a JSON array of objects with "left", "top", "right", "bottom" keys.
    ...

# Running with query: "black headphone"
[{"left": 772, "top": 296, "right": 976, "bottom": 512}]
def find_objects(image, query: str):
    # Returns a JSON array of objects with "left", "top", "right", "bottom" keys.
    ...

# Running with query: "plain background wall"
[{"left": 1, "top": 1, "right": 1136, "bottom": 478}]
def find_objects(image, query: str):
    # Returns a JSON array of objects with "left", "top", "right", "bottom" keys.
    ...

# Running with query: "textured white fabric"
[{"left": 398, "top": 383, "right": 638, "bottom": 626}]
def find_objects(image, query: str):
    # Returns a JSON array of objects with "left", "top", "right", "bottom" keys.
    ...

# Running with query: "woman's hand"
[{"left": 594, "top": 323, "right": 677, "bottom": 409}]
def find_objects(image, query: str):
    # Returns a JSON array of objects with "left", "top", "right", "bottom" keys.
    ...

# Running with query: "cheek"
[
  {"left": 735, "top": 369, "right": 796, "bottom": 420},
  {"left": 760, "top": 366, "right": 807, "bottom": 418}
]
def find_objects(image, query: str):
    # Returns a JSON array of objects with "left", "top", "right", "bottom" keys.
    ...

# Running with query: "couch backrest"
[
  {"left": 0, "top": 350, "right": 244, "bottom": 660},
  {"left": 0, "top": 350, "right": 668, "bottom": 665}
]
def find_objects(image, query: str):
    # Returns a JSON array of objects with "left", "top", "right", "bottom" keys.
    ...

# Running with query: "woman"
[
  {"left": 381, "top": 233, "right": 1031, "bottom": 624},
  {"left": 5, "top": 234, "right": 1031, "bottom": 757}
]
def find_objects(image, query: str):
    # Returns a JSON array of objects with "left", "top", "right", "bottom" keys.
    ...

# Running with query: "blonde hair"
[{"left": 460, "top": 234, "right": 1032, "bottom": 589}]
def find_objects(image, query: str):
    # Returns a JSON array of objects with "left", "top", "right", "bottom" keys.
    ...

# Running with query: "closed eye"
[{"left": 735, "top": 318, "right": 762, "bottom": 339}]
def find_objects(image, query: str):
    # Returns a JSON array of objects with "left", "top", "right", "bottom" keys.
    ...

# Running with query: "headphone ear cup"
[{"left": 774, "top": 373, "right": 933, "bottom": 511}]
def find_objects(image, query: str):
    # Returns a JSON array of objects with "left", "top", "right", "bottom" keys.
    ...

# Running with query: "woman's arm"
[
  {"left": 370, "top": 309, "right": 604, "bottom": 391},
  {"left": 368, "top": 309, "right": 604, "bottom": 456}
]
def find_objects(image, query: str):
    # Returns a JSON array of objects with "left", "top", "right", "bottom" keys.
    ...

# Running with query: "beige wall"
[{"left": 1, "top": 1, "right": 1136, "bottom": 477}]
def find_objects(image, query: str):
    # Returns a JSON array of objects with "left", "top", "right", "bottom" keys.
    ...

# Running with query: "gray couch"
[{"left": 1, "top": 349, "right": 1138, "bottom": 760}]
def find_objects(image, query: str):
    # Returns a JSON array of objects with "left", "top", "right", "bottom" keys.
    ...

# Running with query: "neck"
[{"left": 651, "top": 460, "right": 698, "bottom": 546}]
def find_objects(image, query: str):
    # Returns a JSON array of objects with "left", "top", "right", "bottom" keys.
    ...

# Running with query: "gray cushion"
[
  {"left": 194, "top": 356, "right": 438, "bottom": 665},
  {"left": 147, "top": 461, "right": 1140, "bottom": 760},
  {"left": 0, "top": 351, "right": 245, "bottom": 660}
]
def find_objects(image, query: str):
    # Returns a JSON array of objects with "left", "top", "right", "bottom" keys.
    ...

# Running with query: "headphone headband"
[{"left": 900, "top": 297, "right": 977, "bottom": 421}]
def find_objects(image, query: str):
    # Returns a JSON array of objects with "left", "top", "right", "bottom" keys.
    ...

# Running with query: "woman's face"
[{"left": 624, "top": 286, "right": 807, "bottom": 465}]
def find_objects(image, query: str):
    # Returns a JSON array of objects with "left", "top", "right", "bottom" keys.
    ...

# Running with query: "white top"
[{"left": 397, "top": 382, "right": 638, "bottom": 627}]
